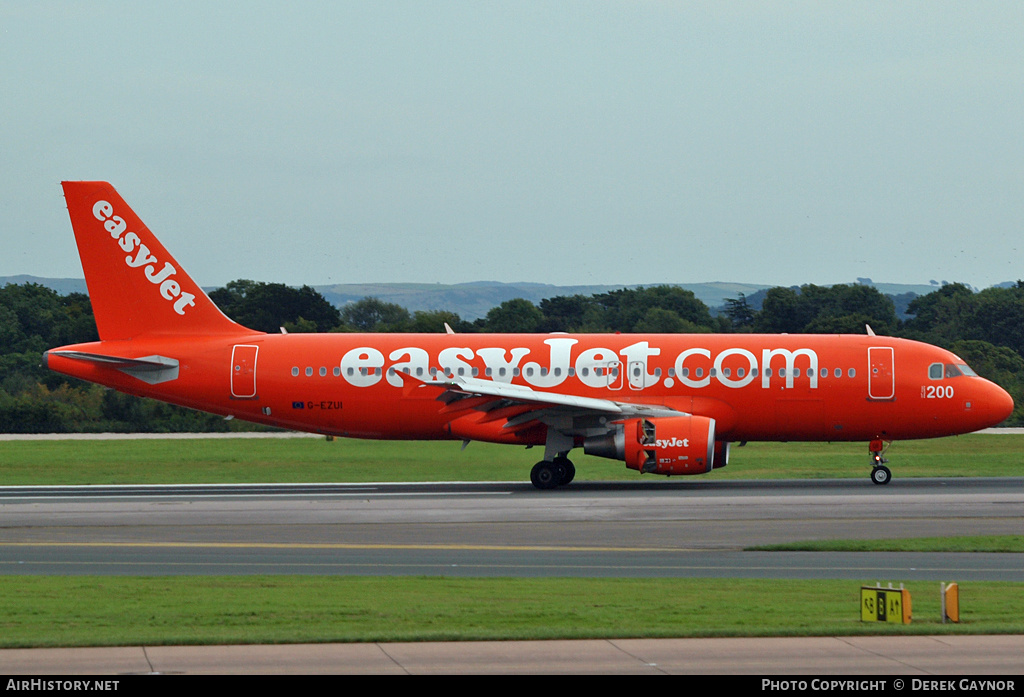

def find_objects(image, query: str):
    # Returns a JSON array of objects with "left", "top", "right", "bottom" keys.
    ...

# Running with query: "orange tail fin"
[{"left": 61, "top": 181, "right": 253, "bottom": 340}]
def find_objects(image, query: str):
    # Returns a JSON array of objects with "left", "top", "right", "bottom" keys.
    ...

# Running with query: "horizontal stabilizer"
[{"left": 45, "top": 351, "right": 180, "bottom": 385}]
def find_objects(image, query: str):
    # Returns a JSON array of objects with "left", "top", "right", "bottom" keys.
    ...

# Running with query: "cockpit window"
[{"left": 929, "top": 362, "right": 978, "bottom": 379}]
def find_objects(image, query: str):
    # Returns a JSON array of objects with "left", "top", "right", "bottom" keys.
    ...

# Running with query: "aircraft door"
[
  {"left": 231, "top": 344, "right": 259, "bottom": 399},
  {"left": 602, "top": 361, "right": 623, "bottom": 390},
  {"left": 868, "top": 347, "right": 894, "bottom": 401},
  {"left": 628, "top": 360, "right": 647, "bottom": 391}
]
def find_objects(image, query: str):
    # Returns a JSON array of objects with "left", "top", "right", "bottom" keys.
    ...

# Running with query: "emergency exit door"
[
  {"left": 231, "top": 345, "right": 259, "bottom": 399},
  {"left": 868, "top": 346, "right": 894, "bottom": 401}
]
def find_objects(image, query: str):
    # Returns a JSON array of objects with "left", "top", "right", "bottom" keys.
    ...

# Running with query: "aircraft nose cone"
[{"left": 983, "top": 380, "right": 1015, "bottom": 427}]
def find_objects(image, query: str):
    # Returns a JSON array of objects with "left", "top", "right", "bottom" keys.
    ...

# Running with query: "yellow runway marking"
[{"left": 0, "top": 541, "right": 690, "bottom": 553}]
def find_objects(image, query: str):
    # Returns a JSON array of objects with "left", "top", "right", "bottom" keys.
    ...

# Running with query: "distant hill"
[
  {"left": 256, "top": 280, "right": 957, "bottom": 320},
  {"left": 0, "top": 275, "right": 976, "bottom": 322},
  {"left": 0, "top": 275, "right": 88, "bottom": 296},
  {"left": 1, "top": 276, "right": 774, "bottom": 320},
  {"left": 314, "top": 281, "right": 777, "bottom": 320}
]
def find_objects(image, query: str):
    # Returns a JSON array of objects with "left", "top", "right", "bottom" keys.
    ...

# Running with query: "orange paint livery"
[{"left": 46, "top": 182, "right": 1014, "bottom": 488}]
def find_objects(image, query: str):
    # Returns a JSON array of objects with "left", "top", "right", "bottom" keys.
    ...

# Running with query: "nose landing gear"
[{"left": 869, "top": 439, "right": 892, "bottom": 485}]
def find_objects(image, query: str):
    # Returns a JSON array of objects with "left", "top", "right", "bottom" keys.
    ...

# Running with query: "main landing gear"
[
  {"left": 531, "top": 429, "right": 577, "bottom": 490},
  {"left": 869, "top": 439, "right": 892, "bottom": 485},
  {"left": 530, "top": 456, "right": 576, "bottom": 490}
]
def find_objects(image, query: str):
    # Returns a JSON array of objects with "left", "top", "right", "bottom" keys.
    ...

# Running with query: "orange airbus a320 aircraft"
[{"left": 46, "top": 182, "right": 1014, "bottom": 489}]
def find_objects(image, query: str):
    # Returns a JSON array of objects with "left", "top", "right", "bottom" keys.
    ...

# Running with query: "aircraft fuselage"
[{"left": 46, "top": 331, "right": 1011, "bottom": 444}]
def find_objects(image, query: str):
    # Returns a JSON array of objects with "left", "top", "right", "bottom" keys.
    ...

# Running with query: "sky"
[{"left": 2, "top": 2, "right": 1023, "bottom": 290}]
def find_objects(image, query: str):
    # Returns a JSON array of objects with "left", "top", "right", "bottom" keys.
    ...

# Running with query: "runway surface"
[
  {"left": 1, "top": 477, "right": 1022, "bottom": 579},
  {"left": 2, "top": 476, "right": 1022, "bottom": 674}
]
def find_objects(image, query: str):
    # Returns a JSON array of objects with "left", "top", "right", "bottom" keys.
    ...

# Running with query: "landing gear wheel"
[
  {"left": 553, "top": 456, "right": 575, "bottom": 485},
  {"left": 530, "top": 461, "right": 563, "bottom": 490},
  {"left": 871, "top": 465, "right": 892, "bottom": 485},
  {"left": 868, "top": 439, "right": 892, "bottom": 486}
]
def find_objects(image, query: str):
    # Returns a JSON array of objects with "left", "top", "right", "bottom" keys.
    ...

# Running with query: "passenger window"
[
  {"left": 291, "top": 367, "right": 299, "bottom": 377},
  {"left": 848, "top": 368, "right": 856, "bottom": 378}
]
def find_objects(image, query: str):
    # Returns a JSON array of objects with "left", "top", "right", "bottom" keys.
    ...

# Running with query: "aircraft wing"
[
  {"left": 429, "top": 375, "right": 681, "bottom": 416},
  {"left": 402, "top": 374, "right": 684, "bottom": 441}
]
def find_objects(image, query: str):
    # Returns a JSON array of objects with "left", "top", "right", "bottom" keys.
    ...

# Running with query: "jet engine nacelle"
[{"left": 584, "top": 414, "right": 724, "bottom": 476}]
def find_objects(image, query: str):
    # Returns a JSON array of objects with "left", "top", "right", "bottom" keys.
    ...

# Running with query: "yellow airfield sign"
[
  {"left": 861, "top": 585, "right": 912, "bottom": 624},
  {"left": 943, "top": 582, "right": 960, "bottom": 623}
]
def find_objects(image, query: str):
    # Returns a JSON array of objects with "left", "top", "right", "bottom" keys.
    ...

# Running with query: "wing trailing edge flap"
[{"left": 46, "top": 350, "right": 180, "bottom": 385}]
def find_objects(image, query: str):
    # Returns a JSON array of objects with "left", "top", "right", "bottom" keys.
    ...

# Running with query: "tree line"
[{"left": 1, "top": 279, "right": 1021, "bottom": 432}]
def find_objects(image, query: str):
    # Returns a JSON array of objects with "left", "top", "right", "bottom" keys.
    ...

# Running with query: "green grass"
[
  {"left": 0, "top": 432, "right": 1021, "bottom": 485},
  {"left": 750, "top": 535, "right": 1024, "bottom": 553},
  {"left": 0, "top": 577, "right": 1020, "bottom": 648}
]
